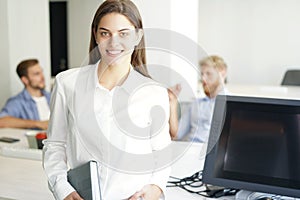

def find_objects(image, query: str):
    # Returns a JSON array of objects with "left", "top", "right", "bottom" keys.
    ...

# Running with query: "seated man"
[
  {"left": 176, "top": 55, "right": 228, "bottom": 142},
  {"left": 0, "top": 59, "right": 51, "bottom": 130}
]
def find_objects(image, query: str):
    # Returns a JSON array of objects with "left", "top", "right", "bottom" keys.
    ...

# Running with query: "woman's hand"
[
  {"left": 129, "top": 184, "right": 162, "bottom": 200},
  {"left": 64, "top": 191, "right": 84, "bottom": 200}
]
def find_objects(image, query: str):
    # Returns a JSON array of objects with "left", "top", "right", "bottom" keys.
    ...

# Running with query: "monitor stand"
[
  {"left": 235, "top": 190, "right": 300, "bottom": 200},
  {"left": 235, "top": 190, "right": 275, "bottom": 200}
]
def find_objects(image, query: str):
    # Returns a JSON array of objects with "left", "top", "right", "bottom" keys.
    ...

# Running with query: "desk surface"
[
  {"left": 0, "top": 128, "right": 217, "bottom": 200},
  {"left": 226, "top": 84, "right": 300, "bottom": 100},
  {"left": 166, "top": 142, "right": 233, "bottom": 200},
  {"left": 0, "top": 128, "right": 53, "bottom": 200}
]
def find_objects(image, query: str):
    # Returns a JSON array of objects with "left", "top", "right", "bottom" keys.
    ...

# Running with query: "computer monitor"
[{"left": 202, "top": 95, "right": 300, "bottom": 198}]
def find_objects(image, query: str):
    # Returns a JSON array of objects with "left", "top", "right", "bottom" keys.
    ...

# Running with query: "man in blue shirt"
[
  {"left": 0, "top": 59, "right": 51, "bottom": 130},
  {"left": 176, "top": 55, "right": 228, "bottom": 142}
]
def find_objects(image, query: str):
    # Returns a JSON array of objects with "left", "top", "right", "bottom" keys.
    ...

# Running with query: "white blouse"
[{"left": 43, "top": 61, "right": 171, "bottom": 200}]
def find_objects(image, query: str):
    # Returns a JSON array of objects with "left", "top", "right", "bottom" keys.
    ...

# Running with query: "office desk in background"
[
  {"left": 0, "top": 128, "right": 219, "bottom": 200},
  {"left": 226, "top": 84, "right": 300, "bottom": 100},
  {"left": 0, "top": 128, "right": 53, "bottom": 200}
]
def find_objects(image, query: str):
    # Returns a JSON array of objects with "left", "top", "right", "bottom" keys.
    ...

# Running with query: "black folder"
[{"left": 67, "top": 160, "right": 102, "bottom": 200}]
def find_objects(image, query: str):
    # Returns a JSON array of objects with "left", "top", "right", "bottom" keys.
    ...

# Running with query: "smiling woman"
[
  {"left": 94, "top": 13, "right": 143, "bottom": 69},
  {"left": 43, "top": 1, "right": 172, "bottom": 200},
  {"left": 88, "top": 0, "right": 148, "bottom": 78}
]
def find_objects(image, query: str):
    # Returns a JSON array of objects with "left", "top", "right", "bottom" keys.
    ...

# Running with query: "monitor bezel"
[{"left": 202, "top": 95, "right": 300, "bottom": 198}]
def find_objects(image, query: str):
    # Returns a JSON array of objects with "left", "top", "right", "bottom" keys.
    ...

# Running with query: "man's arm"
[
  {"left": 168, "top": 96, "right": 179, "bottom": 140},
  {"left": 0, "top": 116, "right": 48, "bottom": 130},
  {"left": 168, "top": 84, "right": 181, "bottom": 140}
]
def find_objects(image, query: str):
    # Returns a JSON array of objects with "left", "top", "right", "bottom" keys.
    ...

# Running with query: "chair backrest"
[
  {"left": 177, "top": 101, "right": 192, "bottom": 119},
  {"left": 281, "top": 69, "right": 300, "bottom": 86}
]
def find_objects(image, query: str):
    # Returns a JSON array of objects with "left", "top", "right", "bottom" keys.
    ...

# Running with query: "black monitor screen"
[{"left": 203, "top": 95, "right": 300, "bottom": 198}]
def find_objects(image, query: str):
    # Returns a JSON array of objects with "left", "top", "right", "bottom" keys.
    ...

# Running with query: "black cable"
[
  {"left": 169, "top": 176, "right": 181, "bottom": 180},
  {"left": 167, "top": 170, "right": 239, "bottom": 198},
  {"left": 167, "top": 171, "right": 208, "bottom": 197}
]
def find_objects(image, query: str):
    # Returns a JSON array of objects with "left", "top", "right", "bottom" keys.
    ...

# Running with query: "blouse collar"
[{"left": 93, "top": 60, "right": 152, "bottom": 94}]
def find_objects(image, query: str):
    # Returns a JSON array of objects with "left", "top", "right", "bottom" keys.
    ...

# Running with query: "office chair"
[
  {"left": 177, "top": 101, "right": 192, "bottom": 119},
  {"left": 281, "top": 69, "right": 300, "bottom": 86}
]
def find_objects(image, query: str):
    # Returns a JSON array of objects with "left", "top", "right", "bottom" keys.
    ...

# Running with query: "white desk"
[
  {"left": 0, "top": 128, "right": 53, "bottom": 200},
  {"left": 226, "top": 84, "right": 300, "bottom": 100},
  {"left": 166, "top": 142, "right": 206, "bottom": 200},
  {"left": 0, "top": 128, "right": 221, "bottom": 200},
  {"left": 165, "top": 142, "right": 233, "bottom": 200}
]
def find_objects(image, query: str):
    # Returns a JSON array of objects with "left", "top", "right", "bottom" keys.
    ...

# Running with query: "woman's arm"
[
  {"left": 141, "top": 88, "right": 172, "bottom": 200},
  {"left": 42, "top": 75, "right": 76, "bottom": 200}
]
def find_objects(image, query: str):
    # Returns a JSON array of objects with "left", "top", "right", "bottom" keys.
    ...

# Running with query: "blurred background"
[{"left": 1, "top": 0, "right": 300, "bottom": 106}]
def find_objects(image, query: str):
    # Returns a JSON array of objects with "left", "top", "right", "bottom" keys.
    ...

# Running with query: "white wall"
[
  {"left": 0, "top": 0, "right": 11, "bottom": 108},
  {"left": 68, "top": 0, "right": 103, "bottom": 68},
  {"left": 198, "top": 0, "right": 300, "bottom": 85},
  {"left": 133, "top": 0, "right": 172, "bottom": 86},
  {"left": 170, "top": 0, "right": 199, "bottom": 101},
  {"left": 0, "top": 0, "right": 51, "bottom": 108},
  {"left": 134, "top": 0, "right": 199, "bottom": 101}
]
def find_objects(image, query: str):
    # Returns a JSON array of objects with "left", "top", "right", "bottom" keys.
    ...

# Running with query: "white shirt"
[
  {"left": 43, "top": 61, "right": 171, "bottom": 200},
  {"left": 32, "top": 96, "right": 50, "bottom": 120}
]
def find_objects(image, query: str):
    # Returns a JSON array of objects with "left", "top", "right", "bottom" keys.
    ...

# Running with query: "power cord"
[{"left": 167, "top": 171, "right": 239, "bottom": 198}]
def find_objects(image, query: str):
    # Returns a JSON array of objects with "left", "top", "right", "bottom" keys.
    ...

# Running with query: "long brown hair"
[{"left": 89, "top": 0, "right": 149, "bottom": 77}]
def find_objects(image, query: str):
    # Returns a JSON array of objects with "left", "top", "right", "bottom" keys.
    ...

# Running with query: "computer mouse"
[{"left": 255, "top": 197, "right": 273, "bottom": 200}]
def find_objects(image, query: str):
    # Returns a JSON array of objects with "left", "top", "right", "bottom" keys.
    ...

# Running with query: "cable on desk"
[
  {"left": 167, "top": 171, "right": 239, "bottom": 198},
  {"left": 169, "top": 176, "right": 181, "bottom": 180}
]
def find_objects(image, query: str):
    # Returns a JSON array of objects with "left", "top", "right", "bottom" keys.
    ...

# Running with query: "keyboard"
[{"left": 0, "top": 146, "right": 42, "bottom": 161}]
